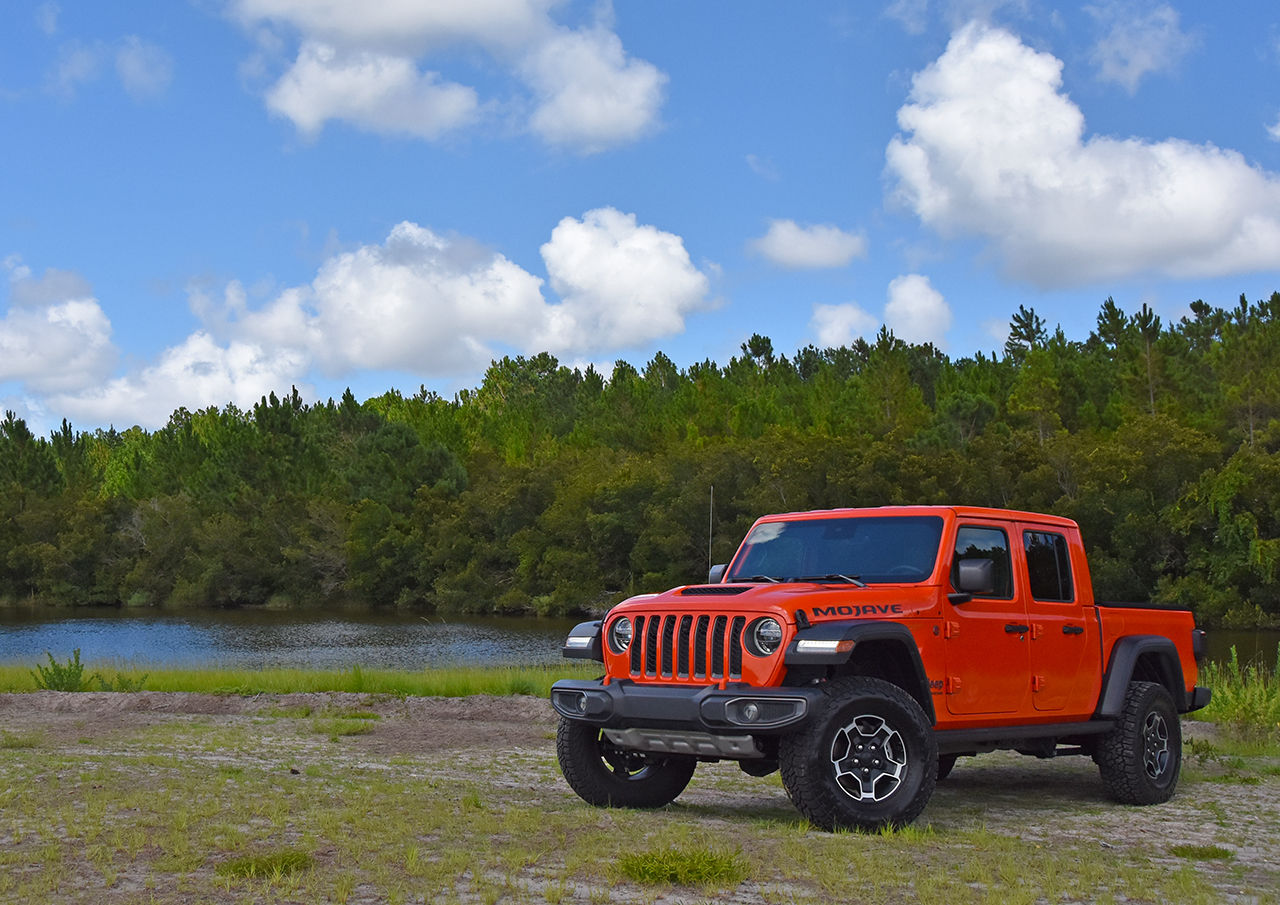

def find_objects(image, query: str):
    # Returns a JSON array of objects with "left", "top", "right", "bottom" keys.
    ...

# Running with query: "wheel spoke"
[{"left": 830, "top": 713, "right": 907, "bottom": 802}]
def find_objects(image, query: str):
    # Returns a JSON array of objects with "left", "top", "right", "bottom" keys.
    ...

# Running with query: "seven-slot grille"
[{"left": 628, "top": 613, "right": 747, "bottom": 681}]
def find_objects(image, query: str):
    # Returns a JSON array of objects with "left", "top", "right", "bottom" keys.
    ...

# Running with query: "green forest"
[{"left": 3, "top": 293, "right": 1279, "bottom": 627}]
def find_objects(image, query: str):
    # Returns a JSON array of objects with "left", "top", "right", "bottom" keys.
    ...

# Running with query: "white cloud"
[
  {"left": 1, "top": 264, "right": 116, "bottom": 393},
  {"left": 46, "top": 41, "right": 103, "bottom": 99},
  {"left": 522, "top": 27, "right": 666, "bottom": 153},
  {"left": 538, "top": 208, "right": 711, "bottom": 351},
  {"left": 750, "top": 220, "right": 868, "bottom": 269},
  {"left": 885, "top": 0, "right": 929, "bottom": 35},
  {"left": 885, "top": 22, "right": 1280, "bottom": 287},
  {"left": 35, "top": 2, "right": 59, "bottom": 36},
  {"left": 884, "top": 274, "right": 951, "bottom": 346},
  {"left": 233, "top": 0, "right": 666, "bottom": 152},
  {"left": 49, "top": 333, "right": 308, "bottom": 430},
  {"left": 115, "top": 36, "right": 174, "bottom": 100},
  {"left": 1269, "top": 115, "right": 1280, "bottom": 143},
  {"left": 21, "top": 210, "right": 710, "bottom": 429},
  {"left": 811, "top": 303, "right": 878, "bottom": 347},
  {"left": 265, "top": 41, "right": 478, "bottom": 139},
  {"left": 1086, "top": 2, "right": 1196, "bottom": 93}
]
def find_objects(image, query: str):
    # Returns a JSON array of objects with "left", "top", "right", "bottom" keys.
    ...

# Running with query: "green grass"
[
  {"left": 616, "top": 845, "right": 748, "bottom": 887},
  {"left": 1197, "top": 645, "right": 1280, "bottom": 741},
  {"left": 0, "top": 660, "right": 598, "bottom": 696},
  {"left": 215, "top": 849, "right": 313, "bottom": 880},
  {"left": 1170, "top": 844, "right": 1235, "bottom": 861}
]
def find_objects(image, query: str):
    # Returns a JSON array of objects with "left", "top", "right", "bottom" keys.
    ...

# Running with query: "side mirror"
[
  {"left": 707, "top": 564, "right": 727, "bottom": 584},
  {"left": 955, "top": 558, "right": 995, "bottom": 596}
]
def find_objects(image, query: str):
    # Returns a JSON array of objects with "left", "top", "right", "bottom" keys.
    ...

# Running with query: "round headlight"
[
  {"left": 609, "top": 616, "right": 633, "bottom": 653},
  {"left": 749, "top": 617, "right": 783, "bottom": 656}
]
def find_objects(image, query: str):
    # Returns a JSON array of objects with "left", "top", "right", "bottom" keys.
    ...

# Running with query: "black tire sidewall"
[
  {"left": 1096, "top": 681, "right": 1182, "bottom": 805},
  {"left": 555, "top": 717, "right": 695, "bottom": 809},
  {"left": 781, "top": 677, "right": 938, "bottom": 831}
]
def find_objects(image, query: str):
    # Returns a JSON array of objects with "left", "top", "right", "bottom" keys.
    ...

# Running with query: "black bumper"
[{"left": 550, "top": 678, "right": 824, "bottom": 735}]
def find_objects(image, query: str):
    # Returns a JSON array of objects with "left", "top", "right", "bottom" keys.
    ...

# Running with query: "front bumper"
[{"left": 550, "top": 678, "right": 823, "bottom": 738}]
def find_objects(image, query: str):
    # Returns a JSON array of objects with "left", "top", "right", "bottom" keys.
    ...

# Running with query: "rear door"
[
  {"left": 1020, "top": 526, "right": 1095, "bottom": 714},
  {"left": 943, "top": 521, "right": 1032, "bottom": 715}
]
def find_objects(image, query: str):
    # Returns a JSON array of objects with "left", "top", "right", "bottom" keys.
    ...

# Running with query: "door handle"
[
  {"left": 1063, "top": 625, "right": 1085, "bottom": 635},
  {"left": 1005, "top": 623, "right": 1030, "bottom": 634}
]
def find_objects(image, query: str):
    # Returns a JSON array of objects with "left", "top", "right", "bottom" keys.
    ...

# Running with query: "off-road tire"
[
  {"left": 1095, "top": 681, "right": 1181, "bottom": 805},
  {"left": 779, "top": 676, "right": 937, "bottom": 831},
  {"left": 936, "top": 754, "right": 958, "bottom": 781},
  {"left": 555, "top": 718, "right": 696, "bottom": 809}
]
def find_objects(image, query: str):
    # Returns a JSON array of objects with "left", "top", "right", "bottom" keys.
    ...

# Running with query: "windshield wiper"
[
  {"left": 740, "top": 574, "right": 781, "bottom": 583},
  {"left": 799, "top": 574, "right": 867, "bottom": 587}
]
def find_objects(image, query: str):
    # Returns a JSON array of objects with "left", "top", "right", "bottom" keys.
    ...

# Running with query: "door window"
[
  {"left": 1024, "top": 531, "right": 1074, "bottom": 602},
  {"left": 951, "top": 526, "right": 1013, "bottom": 599}
]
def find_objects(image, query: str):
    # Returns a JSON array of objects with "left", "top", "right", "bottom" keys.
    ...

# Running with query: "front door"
[{"left": 944, "top": 522, "right": 1032, "bottom": 715}]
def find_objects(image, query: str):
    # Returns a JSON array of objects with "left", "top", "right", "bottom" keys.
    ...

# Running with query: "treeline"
[{"left": 2, "top": 292, "right": 1279, "bottom": 626}]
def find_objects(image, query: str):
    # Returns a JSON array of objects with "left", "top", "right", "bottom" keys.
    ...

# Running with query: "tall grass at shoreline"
[
  {"left": 0, "top": 660, "right": 598, "bottom": 696},
  {"left": 1197, "top": 645, "right": 1280, "bottom": 739}
]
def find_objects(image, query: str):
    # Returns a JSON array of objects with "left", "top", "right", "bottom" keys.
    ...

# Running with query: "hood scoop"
[{"left": 680, "top": 585, "right": 752, "bottom": 596}]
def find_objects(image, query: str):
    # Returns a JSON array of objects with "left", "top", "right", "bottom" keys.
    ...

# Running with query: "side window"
[
  {"left": 1024, "top": 531, "right": 1074, "bottom": 602},
  {"left": 952, "top": 526, "right": 1013, "bottom": 599}
]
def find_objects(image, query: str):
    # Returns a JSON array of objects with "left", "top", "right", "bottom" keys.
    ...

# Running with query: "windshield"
[{"left": 725, "top": 515, "right": 945, "bottom": 584}]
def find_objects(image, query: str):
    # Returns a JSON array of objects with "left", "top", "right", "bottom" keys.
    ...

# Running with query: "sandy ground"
[{"left": 1, "top": 692, "right": 1277, "bottom": 904}]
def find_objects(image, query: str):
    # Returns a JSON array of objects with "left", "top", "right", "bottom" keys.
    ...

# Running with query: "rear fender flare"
[{"left": 1097, "top": 635, "right": 1187, "bottom": 715}]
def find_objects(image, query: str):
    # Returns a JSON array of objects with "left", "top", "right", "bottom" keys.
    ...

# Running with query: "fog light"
[
  {"left": 741, "top": 702, "right": 760, "bottom": 722},
  {"left": 576, "top": 693, "right": 588, "bottom": 714}
]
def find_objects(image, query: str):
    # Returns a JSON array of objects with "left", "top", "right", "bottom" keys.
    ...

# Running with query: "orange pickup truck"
[{"left": 550, "top": 506, "right": 1210, "bottom": 830}]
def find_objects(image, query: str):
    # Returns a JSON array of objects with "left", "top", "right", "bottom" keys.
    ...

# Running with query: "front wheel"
[
  {"left": 779, "top": 676, "right": 937, "bottom": 831},
  {"left": 555, "top": 718, "right": 696, "bottom": 809},
  {"left": 1095, "top": 681, "right": 1181, "bottom": 805}
]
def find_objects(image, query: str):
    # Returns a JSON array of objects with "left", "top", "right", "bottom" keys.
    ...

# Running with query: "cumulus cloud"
[
  {"left": 115, "top": 36, "right": 174, "bottom": 100},
  {"left": 1, "top": 264, "right": 116, "bottom": 394},
  {"left": 885, "top": 22, "right": 1280, "bottom": 287},
  {"left": 522, "top": 27, "right": 666, "bottom": 152},
  {"left": 265, "top": 42, "right": 478, "bottom": 139},
  {"left": 884, "top": 274, "right": 951, "bottom": 346},
  {"left": 20, "top": 210, "right": 711, "bottom": 428},
  {"left": 538, "top": 208, "right": 711, "bottom": 350},
  {"left": 1269, "top": 115, "right": 1280, "bottom": 142},
  {"left": 811, "top": 303, "right": 878, "bottom": 347},
  {"left": 49, "top": 333, "right": 309, "bottom": 430},
  {"left": 750, "top": 220, "right": 868, "bottom": 269},
  {"left": 809, "top": 275, "right": 951, "bottom": 349},
  {"left": 233, "top": 0, "right": 666, "bottom": 152},
  {"left": 230, "top": 209, "right": 709, "bottom": 373}
]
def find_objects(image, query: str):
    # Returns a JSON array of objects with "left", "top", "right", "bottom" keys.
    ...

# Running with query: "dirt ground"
[{"left": 1, "top": 692, "right": 1277, "bottom": 904}]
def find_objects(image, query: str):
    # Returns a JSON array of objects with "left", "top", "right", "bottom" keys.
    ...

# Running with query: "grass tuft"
[
  {"left": 215, "top": 849, "right": 313, "bottom": 880},
  {"left": 616, "top": 845, "right": 748, "bottom": 887},
  {"left": 1170, "top": 844, "right": 1235, "bottom": 861}
]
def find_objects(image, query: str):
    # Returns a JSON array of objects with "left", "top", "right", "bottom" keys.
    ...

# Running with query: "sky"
[{"left": 2, "top": 0, "right": 1279, "bottom": 433}]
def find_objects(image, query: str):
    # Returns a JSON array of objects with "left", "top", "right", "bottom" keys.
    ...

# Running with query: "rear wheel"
[
  {"left": 779, "top": 677, "right": 937, "bottom": 831},
  {"left": 1095, "top": 681, "right": 1181, "bottom": 804},
  {"left": 556, "top": 718, "right": 695, "bottom": 808}
]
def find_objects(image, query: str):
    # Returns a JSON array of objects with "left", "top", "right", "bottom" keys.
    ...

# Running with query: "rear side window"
[
  {"left": 1024, "top": 531, "right": 1074, "bottom": 602},
  {"left": 952, "top": 526, "right": 1013, "bottom": 599}
]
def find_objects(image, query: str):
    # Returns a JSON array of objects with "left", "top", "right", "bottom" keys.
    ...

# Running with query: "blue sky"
[{"left": 3, "top": 1, "right": 1279, "bottom": 432}]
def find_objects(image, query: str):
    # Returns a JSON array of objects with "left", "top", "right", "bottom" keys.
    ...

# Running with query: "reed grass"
[
  {"left": 0, "top": 660, "right": 598, "bottom": 696},
  {"left": 1197, "top": 645, "right": 1280, "bottom": 740}
]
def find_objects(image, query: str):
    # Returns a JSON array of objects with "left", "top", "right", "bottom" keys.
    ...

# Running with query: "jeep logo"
[{"left": 812, "top": 604, "right": 904, "bottom": 618}]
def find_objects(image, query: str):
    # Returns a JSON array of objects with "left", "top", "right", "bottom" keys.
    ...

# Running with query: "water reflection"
[{"left": 0, "top": 607, "right": 579, "bottom": 670}]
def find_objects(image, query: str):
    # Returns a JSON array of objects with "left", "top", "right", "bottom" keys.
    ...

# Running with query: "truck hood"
[{"left": 615, "top": 582, "right": 943, "bottom": 622}]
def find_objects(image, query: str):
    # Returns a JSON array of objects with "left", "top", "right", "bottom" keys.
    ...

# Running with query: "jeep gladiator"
[{"left": 550, "top": 506, "right": 1210, "bottom": 830}]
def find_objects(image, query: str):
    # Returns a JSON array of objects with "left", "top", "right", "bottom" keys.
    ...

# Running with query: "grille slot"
[{"left": 625, "top": 611, "right": 745, "bottom": 682}]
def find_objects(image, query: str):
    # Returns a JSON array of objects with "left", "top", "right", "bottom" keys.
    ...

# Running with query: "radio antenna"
[{"left": 707, "top": 484, "right": 714, "bottom": 573}]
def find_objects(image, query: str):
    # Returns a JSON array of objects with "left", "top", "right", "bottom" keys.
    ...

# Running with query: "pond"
[
  {"left": 0, "top": 606, "right": 1275, "bottom": 672},
  {"left": 0, "top": 606, "right": 580, "bottom": 671}
]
